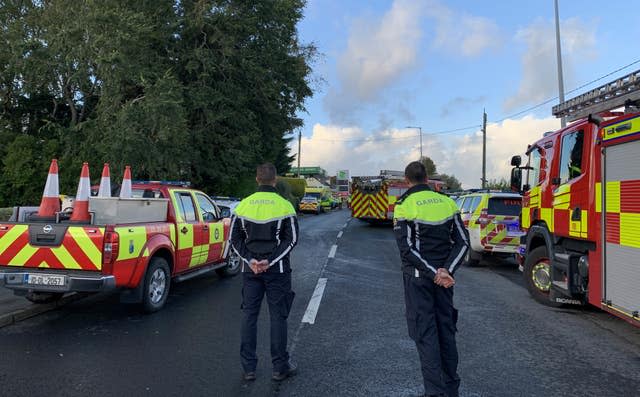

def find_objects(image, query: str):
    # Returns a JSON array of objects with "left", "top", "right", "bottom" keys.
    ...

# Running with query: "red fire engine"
[
  {"left": 510, "top": 70, "right": 640, "bottom": 326},
  {"left": 350, "top": 170, "right": 445, "bottom": 222}
]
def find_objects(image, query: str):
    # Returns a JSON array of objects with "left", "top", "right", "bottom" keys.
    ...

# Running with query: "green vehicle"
[{"left": 305, "top": 187, "right": 333, "bottom": 211}]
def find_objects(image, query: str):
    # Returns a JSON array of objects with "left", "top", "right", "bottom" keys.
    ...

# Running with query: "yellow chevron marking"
[
  {"left": 69, "top": 227, "right": 102, "bottom": 266},
  {"left": 0, "top": 225, "right": 28, "bottom": 253},
  {"left": 51, "top": 245, "right": 82, "bottom": 270}
]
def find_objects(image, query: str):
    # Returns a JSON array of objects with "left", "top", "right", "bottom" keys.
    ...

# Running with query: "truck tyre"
[
  {"left": 465, "top": 249, "right": 483, "bottom": 267},
  {"left": 523, "top": 246, "right": 563, "bottom": 307},
  {"left": 142, "top": 256, "right": 171, "bottom": 313},
  {"left": 25, "top": 291, "right": 64, "bottom": 304},
  {"left": 216, "top": 252, "right": 242, "bottom": 277}
]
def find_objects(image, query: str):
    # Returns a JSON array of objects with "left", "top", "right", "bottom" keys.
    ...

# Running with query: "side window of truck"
[
  {"left": 177, "top": 192, "right": 197, "bottom": 222},
  {"left": 196, "top": 193, "right": 219, "bottom": 221},
  {"left": 528, "top": 149, "right": 541, "bottom": 186},
  {"left": 559, "top": 130, "right": 584, "bottom": 184}
]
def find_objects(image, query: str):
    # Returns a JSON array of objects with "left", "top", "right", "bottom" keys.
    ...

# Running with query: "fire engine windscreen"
[{"left": 488, "top": 197, "right": 522, "bottom": 216}]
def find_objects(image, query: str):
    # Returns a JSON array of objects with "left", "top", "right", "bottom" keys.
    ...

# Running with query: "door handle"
[{"left": 181, "top": 227, "right": 188, "bottom": 234}]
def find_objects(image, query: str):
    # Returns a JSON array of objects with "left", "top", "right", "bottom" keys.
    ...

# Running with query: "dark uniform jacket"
[
  {"left": 227, "top": 185, "right": 299, "bottom": 274},
  {"left": 393, "top": 184, "right": 469, "bottom": 278}
]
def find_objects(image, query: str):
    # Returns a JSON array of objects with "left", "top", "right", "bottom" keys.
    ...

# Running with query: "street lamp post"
[{"left": 406, "top": 126, "right": 423, "bottom": 160}]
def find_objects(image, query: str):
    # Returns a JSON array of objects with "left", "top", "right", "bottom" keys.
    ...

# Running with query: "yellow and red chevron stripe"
[
  {"left": 0, "top": 224, "right": 104, "bottom": 270},
  {"left": 602, "top": 179, "right": 640, "bottom": 248},
  {"left": 351, "top": 188, "right": 388, "bottom": 219},
  {"left": 480, "top": 215, "right": 520, "bottom": 250}
]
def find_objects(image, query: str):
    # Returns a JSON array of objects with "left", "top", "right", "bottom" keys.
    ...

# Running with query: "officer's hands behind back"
[
  {"left": 249, "top": 259, "right": 270, "bottom": 274},
  {"left": 434, "top": 268, "right": 455, "bottom": 288}
]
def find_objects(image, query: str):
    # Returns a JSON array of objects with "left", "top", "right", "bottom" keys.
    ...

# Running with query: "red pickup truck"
[{"left": 0, "top": 182, "right": 239, "bottom": 312}]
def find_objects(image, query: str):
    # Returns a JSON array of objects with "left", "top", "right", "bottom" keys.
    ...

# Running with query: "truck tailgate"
[{"left": 0, "top": 223, "right": 105, "bottom": 270}]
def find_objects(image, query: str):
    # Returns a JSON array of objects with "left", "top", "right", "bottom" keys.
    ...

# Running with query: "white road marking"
[
  {"left": 301, "top": 278, "right": 327, "bottom": 324},
  {"left": 337, "top": 231, "right": 343, "bottom": 239},
  {"left": 342, "top": 222, "right": 348, "bottom": 228},
  {"left": 328, "top": 244, "right": 338, "bottom": 258}
]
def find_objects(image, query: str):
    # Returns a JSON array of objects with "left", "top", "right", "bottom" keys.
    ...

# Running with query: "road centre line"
[
  {"left": 301, "top": 278, "right": 327, "bottom": 324},
  {"left": 337, "top": 231, "right": 343, "bottom": 239},
  {"left": 328, "top": 244, "right": 337, "bottom": 258}
]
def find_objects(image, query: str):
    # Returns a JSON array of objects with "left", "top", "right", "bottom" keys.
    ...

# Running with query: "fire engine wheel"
[
  {"left": 25, "top": 291, "right": 64, "bottom": 304},
  {"left": 142, "top": 257, "right": 171, "bottom": 313},
  {"left": 523, "top": 246, "right": 563, "bottom": 307},
  {"left": 216, "top": 252, "right": 242, "bottom": 277}
]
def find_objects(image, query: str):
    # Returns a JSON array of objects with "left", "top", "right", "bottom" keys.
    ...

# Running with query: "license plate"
[{"left": 25, "top": 274, "right": 66, "bottom": 286}]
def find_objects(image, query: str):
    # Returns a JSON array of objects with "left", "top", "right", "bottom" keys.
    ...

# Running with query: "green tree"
[
  {"left": 439, "top": 173, "right": 462, "bottom": 191},
  {"left": 420, "top": 156, "right": 437, "bottom": 177},
  {"left": 0, "top": 0, "right": 316, "bottom": 206},
  {"left": 486, "top": 178, "right": 510, "bottom": 191}
]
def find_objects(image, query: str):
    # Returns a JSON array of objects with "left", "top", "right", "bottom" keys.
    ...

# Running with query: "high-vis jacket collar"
[{"left": 234, "top": 189, "right": 295, "bottom": 224}]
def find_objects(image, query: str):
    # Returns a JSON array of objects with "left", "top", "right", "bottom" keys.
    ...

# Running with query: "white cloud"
[
  {"left": 336, "top": 0, "right": 424, "bottom": 101},
  {"left": 324, "top": 0, "right": 424, "bottom": 123},
  {"left": 426, "top": 1, "right": 502, "bottom": 57},
  {"left": 293, "top": 116, "right": 561, "bottom": 189},
  {"left": 505, "top": 17, "right": 598, "bottom": 111}
]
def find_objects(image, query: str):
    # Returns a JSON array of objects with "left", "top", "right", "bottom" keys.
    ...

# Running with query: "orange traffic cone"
[
  {"left": 119, "top": 166, "right": 132, "bottom": 198},
  {"left": 36, "top": 159, "right": 61, "bottom": 219},
  {"left": 98, "top": 163, "right": 111, "bottom": 197},
  {"left": 70, "top": 162, "right": 91, "bottom": 222}
]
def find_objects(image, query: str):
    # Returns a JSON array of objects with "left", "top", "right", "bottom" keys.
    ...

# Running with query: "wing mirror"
[{"left": 510, "top": 168, "right": 523, "bottom": 193}]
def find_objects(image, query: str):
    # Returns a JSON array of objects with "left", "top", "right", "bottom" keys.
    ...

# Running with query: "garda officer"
[
  {"left": 228, "top": 163, "right": 299, "bottom": 382},
  {"left": 393, "top": 161, "right": 469, "bottom": 397}
]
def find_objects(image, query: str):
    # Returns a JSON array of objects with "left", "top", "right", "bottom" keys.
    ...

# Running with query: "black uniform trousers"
[
  {"left": 241, "top": 270, "right": 295, "bottom": 373},
  {"left": 403, "top": 272, "right": 460, "bottom": 397}
]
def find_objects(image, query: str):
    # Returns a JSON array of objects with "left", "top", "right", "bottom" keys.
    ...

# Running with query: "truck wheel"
[
  {"left": 216, "top": 251, "right": 242, "bottom": 277},
  {"left": 142, "top": 256, "right": 171, "bottom": 313},
  {"left": 465, "top": 249, "right": 482, "bottom": 267},
  {"left": 523, "top": 246, "right": 562, "bottom": 307},
  {"left": 25, "top": 291, "right": 64, "bottom": 304}
]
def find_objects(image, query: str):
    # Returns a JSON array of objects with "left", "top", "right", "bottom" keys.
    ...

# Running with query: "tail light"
[
  {"left": 103, "top": 227, "right": 120, "bottom": 266},
  {"left": 476, "top": 208, "right": 490, "bottom": 225}
]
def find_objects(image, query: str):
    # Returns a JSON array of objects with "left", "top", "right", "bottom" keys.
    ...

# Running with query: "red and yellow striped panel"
[
  {"left": 480, "top": 216, "right": 520, "bottom": 250},
  {"left": 351, "top": 189, "right": 388, "bottom": 219},
  {"left": 0, "top": 224, "right": 105, "bottom": 270},
  {"left": 604, "top": 180, "right": 640, "bottom": 248}
]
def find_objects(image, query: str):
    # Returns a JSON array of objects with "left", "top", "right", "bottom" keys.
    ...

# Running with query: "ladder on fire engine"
[{"left": 553, "top": 69, "right": 640, "bottom": 122}]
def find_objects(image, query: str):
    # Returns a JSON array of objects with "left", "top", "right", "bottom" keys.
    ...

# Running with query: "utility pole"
[
  {"left": 554, "top": 0, "right": 566, "bottom": 128},
  {"left": 482, "top": 110, "right": 487, "bottom": 189},
  {"left": 297, "top": 130, "right": 301, "bottom": 178}
]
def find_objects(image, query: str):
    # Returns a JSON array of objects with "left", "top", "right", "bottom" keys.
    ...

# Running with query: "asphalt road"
[{"left": 0, "top": 210, "right": 639, "bottom": 397}]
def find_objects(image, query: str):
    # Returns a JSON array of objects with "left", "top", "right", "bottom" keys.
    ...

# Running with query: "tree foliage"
[
  {"left": 439, "top": 173, "right": 462, "bottom": 191},
  {"left": 0, "top": 0, "right": 315, "bottom": 206},
  {"left": 420, "top": 156, "right": 437, "bottom": 177},
  {"left": 486, "top": 178, "right": 510, "bottom": 191}
]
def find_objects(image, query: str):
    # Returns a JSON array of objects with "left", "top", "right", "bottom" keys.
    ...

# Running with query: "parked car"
[
  {"left": 299, "top": 195, "right": 322, "bottom": 214},
  {"left": 211, "top": 196, "right": 241, "bottom": 215},
  {"left": 456, "top": 191, "right": 523, "bottom": 266}
]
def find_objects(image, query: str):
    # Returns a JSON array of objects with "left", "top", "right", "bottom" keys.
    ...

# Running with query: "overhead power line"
[
  {"left": 301, "top": 59, "right": 640, "bottom": 144},
  {"left": 308, "top": 124, "right": 482, "bottom": 143},
  {"left": 492, "top": 58, "right": 640, "bottom": 124}
]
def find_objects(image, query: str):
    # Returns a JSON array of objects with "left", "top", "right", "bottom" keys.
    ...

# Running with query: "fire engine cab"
[{"left": 510, "top": 69, "right": 640, "bottom": 326}]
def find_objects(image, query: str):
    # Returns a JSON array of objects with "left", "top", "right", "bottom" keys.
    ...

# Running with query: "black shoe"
[
  {"left": 272, "top": 362, "right": 297, "bottom": 381},
  {"left": 243, "top": 372, "right": 256, "bottom": 381}
]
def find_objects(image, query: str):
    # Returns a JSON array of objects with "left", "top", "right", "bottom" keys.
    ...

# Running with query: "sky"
[{"left": 292, "top": 0, "right": 640, "bottom": 188}]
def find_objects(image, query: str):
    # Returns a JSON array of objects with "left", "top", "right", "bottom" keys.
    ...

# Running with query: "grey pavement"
[{"left": 0, "top": 210, "right": 639, "bottom": 397}]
